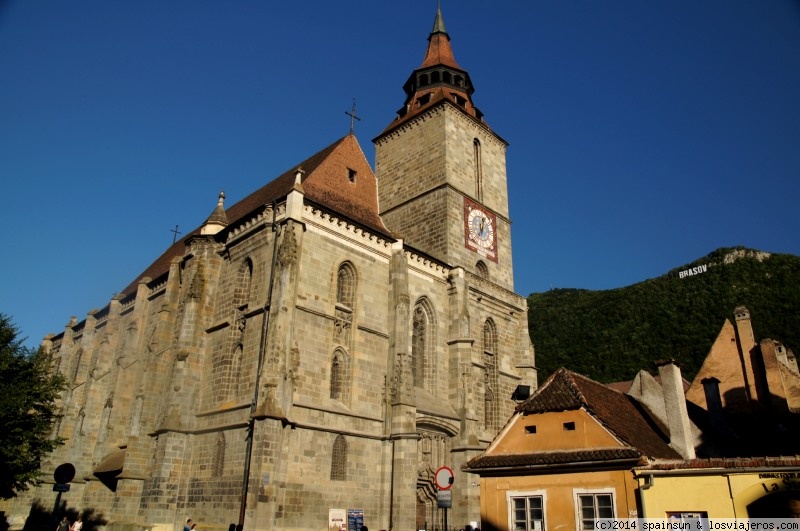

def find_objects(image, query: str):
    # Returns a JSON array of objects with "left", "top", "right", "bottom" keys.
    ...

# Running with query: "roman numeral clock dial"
[{"left": 464, "top": 198, "right": 498, "bottom": 262}]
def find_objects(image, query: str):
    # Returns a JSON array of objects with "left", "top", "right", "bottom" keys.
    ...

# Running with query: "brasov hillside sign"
[{"left": 678, "top": 264, "right": 708, "bottom": 279}]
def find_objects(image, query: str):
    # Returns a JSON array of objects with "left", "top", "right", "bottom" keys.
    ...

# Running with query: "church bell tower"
[{"left": 374, "top": 5, "right": 515, "bottom": 290}]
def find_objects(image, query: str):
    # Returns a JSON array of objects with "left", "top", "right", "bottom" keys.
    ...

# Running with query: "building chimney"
[
  {"left": 702, "top": 377, "right": 725, "bottom": 432},
  {"left": 733, "top": 306, "right": 759, "bottom": 402},
  {"left": 657, "top": 360, "right": 695, "bottom": 459}
]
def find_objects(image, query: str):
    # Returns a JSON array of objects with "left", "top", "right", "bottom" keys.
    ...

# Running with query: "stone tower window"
[
  {"left": 233, "top": 343, "right": 244, "bottom": 396},
  {"left": 330, "top": 348, "right": 350, "bottom": 402},
  {"left": 331, "top": 434, "right": 348, "bottom": 481},
  {"left": 476, "top": 261, "right": 489, "bottom": 279},
  {"left": 234, "top": 258, "right": 253, "bottom": 309},
  {"left": 337, "top": 262, "right": 356, "bottom": 308},
  {"left": 483, "top": 319, "right": 499, "bottom": 432},
  {"left": 335, "top": 262, "right": 356, "bottom": 342},
  {"left": 473, "top": 138, "right": 483, "bottom": 201},
  {"left": 412, "top": 299, "right": 436, "bottom": 390},
  {"left": 213, "top": 432, "right": 225, "bottom": 477}
]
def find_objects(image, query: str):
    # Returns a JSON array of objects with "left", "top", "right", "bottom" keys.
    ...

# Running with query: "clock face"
[{"left": 464, "top": 198, "right": 498, "bottom": 262}]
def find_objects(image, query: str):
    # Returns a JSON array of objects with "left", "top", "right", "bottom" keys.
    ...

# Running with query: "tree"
[{"left": 0, "top": 314, "right": 66, "bottom": 499}]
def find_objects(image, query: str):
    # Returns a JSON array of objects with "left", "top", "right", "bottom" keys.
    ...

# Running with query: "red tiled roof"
[
  {"left": 420, "top": 27, "right": 461, "bottom": 70},
  {"left": 640, "top": 456, "right": 800, "bottom": 471},
  {"left": 120, "top": 135, "right": 390, "bottom": 296},
  {"left": 463, "top": 448, "right": 644, "bottom": 472},
  {"left": 516, "top": 368, "right": 680, "bottom": 459}
]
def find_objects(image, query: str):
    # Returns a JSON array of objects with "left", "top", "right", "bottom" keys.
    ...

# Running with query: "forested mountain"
[{"left": 527, "top": 247, "right": 800, "bottom": 384}]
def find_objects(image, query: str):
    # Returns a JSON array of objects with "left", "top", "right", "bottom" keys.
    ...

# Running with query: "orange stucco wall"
[
  {"left": 490, "top": 409, "right": 622, "bottom": 454},
  {"left": 480, "top": 470, "right": 638, "bottom": 531}
]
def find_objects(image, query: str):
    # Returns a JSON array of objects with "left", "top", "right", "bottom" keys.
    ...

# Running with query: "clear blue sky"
[{"left": 2, "top": 1, "right": 799, "bottom": 347}]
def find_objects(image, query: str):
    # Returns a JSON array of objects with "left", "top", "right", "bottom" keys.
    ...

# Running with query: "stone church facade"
[{"left": 3, "top": 8, "right": 535, "bottom": 531}]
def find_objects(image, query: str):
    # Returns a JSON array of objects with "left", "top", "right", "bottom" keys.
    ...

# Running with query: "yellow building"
[
  {"left": 465, "top": 327, "right": 800, "bottom": 529},
  {"left": 635, "top": 458, "right": 800, "bottom": 518},
  {"left": 463, "top": 367, "right": 683, "bottom": 531}
]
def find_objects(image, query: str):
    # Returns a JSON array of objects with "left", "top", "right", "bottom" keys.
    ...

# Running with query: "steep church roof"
[
  {"left": 376, "top": 5, "right": 488, "bottom": 138},
  {"left": 121, "top": 134, "right": 390, "bottom": 296}
]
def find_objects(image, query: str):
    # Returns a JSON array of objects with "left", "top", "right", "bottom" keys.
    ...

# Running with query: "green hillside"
[{"left": 527, "top": 247, "right": 800, "bottom": 384}]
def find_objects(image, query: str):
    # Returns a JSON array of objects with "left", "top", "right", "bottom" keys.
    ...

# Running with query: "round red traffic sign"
[
  {"left": 53, "top": 463, "right": 76, "bottom": 484},
  {"left": 435, "top": 466, "right": 454, "bottom": 490}
]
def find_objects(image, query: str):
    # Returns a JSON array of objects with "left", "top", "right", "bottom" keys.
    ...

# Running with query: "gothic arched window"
[
  {"left": 233, "top": 343, "right": 244, "bottom": 396},
  {"left": 213, "top": 432, "right": 225, "bottom": 477},
  {"left": 476, "top": 261, "right": 489, "bottom": 279},
  {"left": 483, "top": 319, "right": 499, "bottom": 432},
  {"left": 234, "top": 258, "right": 253, "bottom": 309},
  {"left": 336, "top": 262, "right": 356, "bottom": 309},
  {"left": 412, "top": 299, "right": 436, "bottom": 390},
  {"left": 330, "top": 348, "right": 350, "bottom": 402},
  {"left": 335, "top": 263, "right": 356, "bottom": 343},
  {"left": 331, "top": 434, "right": 348, "bottom": 481},
  {"left": 473, "top": 139, "right": 483, "bottom": 202}
]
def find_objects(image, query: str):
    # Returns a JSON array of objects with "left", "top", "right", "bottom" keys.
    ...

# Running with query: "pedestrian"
[
  {"left": 71, "top": 516, "right": 83, "bottom": 531},
  {"left": 56, "top": 517, "right": 70, "bottom": 531},
  {"left": 184, "top": 519, "right": 193, "bottom": 531}
]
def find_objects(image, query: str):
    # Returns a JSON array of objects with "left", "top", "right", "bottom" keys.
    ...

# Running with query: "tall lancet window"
[
  {"left": 473, "top": 138, "right": 483, "bottom": 202},
  {"left": 330, "top": 348, "right": 350, "bottom": 403},
  {"left": 335, "top": 262, "right": 356, "bottom": 342},
  {"left": 336, "top": 262, "right": 356, "bottom": 308},
  {"left": 483, "top": 319, "right": 499, "bottom": 432},
  {"left": 233, "top": 343, "right": 244, "bottom": 397},
  {"left": 331, "top": 434, "right": 348, "bottom": 481},
  {"left": 412, "top": 299, "right": 435, "bottom": 391},
  {"left": 213, "top": 432, "right": 226, "bottom": 477},
  {"left": 234, "top": 258, "right": 253, "bottom": 309}
]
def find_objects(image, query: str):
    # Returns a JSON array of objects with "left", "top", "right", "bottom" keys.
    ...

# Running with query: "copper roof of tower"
[
  {"left": 375, "top": 5, "right": 491, "bottom": 139},
  {"left": 420, "top": 5, "right": 461, "bottom": 71}
]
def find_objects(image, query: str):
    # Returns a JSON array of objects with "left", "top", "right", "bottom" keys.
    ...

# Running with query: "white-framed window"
[
  {"left": 507, "top": 490, "right": 546, "bottom": 531},
  {"left": 573, "top": 488, "right": 615, "bottom": 530}
]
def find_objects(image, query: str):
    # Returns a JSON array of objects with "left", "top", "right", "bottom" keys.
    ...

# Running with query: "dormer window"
[
  {"left": 525, "top": 425, "right": 537, "bottom": 434},
  {"left": 416, "top": 93, "right": 431, "bottom": 107},
  {"left": 563, "top": 421, "right": 576, "bottom": 431}
]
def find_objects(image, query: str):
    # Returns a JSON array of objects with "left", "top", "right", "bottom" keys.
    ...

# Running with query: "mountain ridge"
[{"left": 527, "top": 246, "right": 800, "bottom": 384}]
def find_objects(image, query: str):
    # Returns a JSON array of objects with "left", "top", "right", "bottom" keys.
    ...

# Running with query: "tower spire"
[
  {"left": 377, "top": 2, "right": 485, "bottom": 136},
  {"left": 431, "top": 0, "right": 447, "bottom": 35}
]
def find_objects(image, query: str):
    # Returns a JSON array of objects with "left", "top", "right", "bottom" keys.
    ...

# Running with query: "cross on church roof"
[
  {"left": 345, "top": 98, "right": 361, "bottom": 134},
  {"left": 170, "top": 224, "right": 182, "bottom": 244}
]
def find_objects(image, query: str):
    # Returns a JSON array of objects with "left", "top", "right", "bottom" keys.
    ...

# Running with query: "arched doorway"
[
  {"left": 747, "top": 490, "right": 800, "bottom": 517},
  {"left": 416, "top": 418, "right": 459, "bottom": 530}
]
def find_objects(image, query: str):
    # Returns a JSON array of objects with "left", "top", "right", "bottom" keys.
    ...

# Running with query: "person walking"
[
  {"left": 71, "top": 516, "right": 83, "bottom": 531},
  {"left": 56, "top": 517, "right": 70, "bottom": 531}
]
